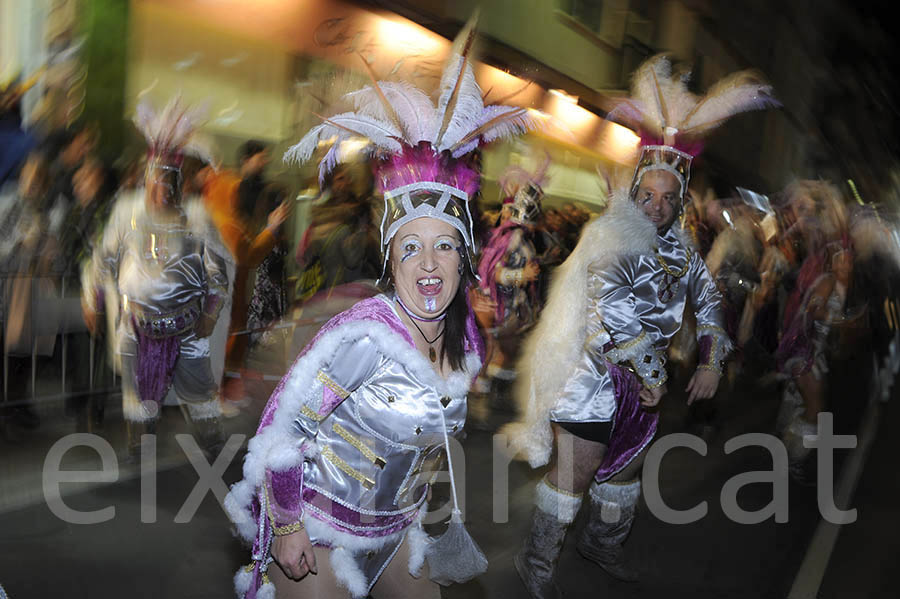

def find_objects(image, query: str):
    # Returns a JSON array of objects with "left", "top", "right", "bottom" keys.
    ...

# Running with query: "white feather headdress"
[
  {"left": 607, "top": 55, "right": 781, "bottom": 199},
  {"left": 283, "top": 16, "right": 550, "bottom": 184},
  {"left": 133, "top": 95, "right": 215, "bottom": 167}
]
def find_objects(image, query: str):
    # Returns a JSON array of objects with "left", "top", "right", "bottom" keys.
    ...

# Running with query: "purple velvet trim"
[
  {"left": 319, "top": 386, "right": 344, "bottom": 416},
  {"left": 302, "top": 487, "right": 423, "bottom": 538},
  {"left": 268, "top": 466, "right": 304, "bottom": 522},
  {"left": 132, "top": 317, "right": 180, "bottom": 406},
  {"left": 376, "top": 142, "right": 480, "bottom": 197},
  {"left": 698, "top": 335, "right": 713, "bottom": 366},
  {"left": 594, "top": 363, "right": 659, "bottom": 482}
]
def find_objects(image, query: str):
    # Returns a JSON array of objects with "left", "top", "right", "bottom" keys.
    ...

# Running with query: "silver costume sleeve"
[
  {"left": 587, "top": 259, "right": 668, "bottom": 389},
  {"left": 291, "top": 334, "right": 383, "bottom": 439}
]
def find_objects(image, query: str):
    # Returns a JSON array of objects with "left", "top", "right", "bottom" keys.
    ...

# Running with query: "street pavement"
[{"left": 0, "top": 350, "right": 895, "bottom": 598}]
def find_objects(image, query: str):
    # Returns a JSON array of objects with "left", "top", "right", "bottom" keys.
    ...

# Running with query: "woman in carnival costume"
[
  {"left": 225, "top": 22, "right": 547, "bottom": 599},
  {"left": 505, "top": 55, "right": 779, "bottom": 597}
]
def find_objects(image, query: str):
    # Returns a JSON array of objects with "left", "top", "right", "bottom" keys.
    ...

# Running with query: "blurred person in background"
[
  {"left": 46, "top": 125, "right": 95, "bottom": 211},
  {"left": 507, "top": 56, "right": 776, "bottom": 596},
  {"left": 213, "top": 141, "right": 292, "bottom": 412},
  {"left": 294, "top": 164, "right": 379, "bottom": 301},
  {"left": 246, "top": 183, "right": 291, "bottom": 353},
  {"left": 0, "top": 78, "right": 38, "bottom": 188},
  {"left": 80, "top": 97, "right": 232, "bottom": 458},
  {"left": 60, "top": 155, "right": 116, "bottom": 429},
  {"left": 469, "top": 158, "right": 547, "bottom": 429},
  {"left": 0, "top": 150, "right": 59, "bottom": 433},
  {"left": 772, "top": 181, "right": 853, "bottom": 481}
]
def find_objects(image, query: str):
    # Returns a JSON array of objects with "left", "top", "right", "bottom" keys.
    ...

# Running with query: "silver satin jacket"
[
  {"left": 83, "top": 195, "right": 229, "bottom": 356},
  {"left": 291, "top": 332, "right": 467, "bottom": 525},
  {"left": 550, "top": 227, "right": 730, "bottom": 423}
]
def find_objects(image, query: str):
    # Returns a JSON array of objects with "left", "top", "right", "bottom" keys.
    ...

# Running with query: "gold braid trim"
[
  {"left": 317, "top": 371, "right": 349, "bottom": 399},
  {"left": 542, "top": 476, "right": 583, "bottom": 499},
  {"left": 654, "top": 245, "right": 692, "bottom": 278},
  {"left": 321, "top": 445, "right": 376, "bottom": 490},
  {"left": 265, "top": 488, "right": 304, "bottom": 536},
  {"left": 272, "top": 521, "right": 305, "bottom": 536},
  {"left": 332, "top": 422, "right": 387, "bottom": 469},
  {"left": 616, "top": 329, "right": 647, "bottom": 350},
  {"left": 697, "top": 325, "right": 726, "bottom": 374},
  {"left": 300, "top": 405, "right": 324, "bottom": 422}
]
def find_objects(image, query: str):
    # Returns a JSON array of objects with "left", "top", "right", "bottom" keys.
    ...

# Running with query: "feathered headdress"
[
  {"left": 133, "top": 95, "right": 215, "bottom": 169},
  {"left": 608, "top": 55, "right": 780, "bottom": 200},
  {"left": 284, "top": 16, "right": 549, "bottom": 274},
  {"left": 499, "top": 150, "right": 551, "bottom": 224}
]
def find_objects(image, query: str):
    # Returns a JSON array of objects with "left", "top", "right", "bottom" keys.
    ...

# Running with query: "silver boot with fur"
[
  {"left": 515, "top": 477, "right": 583, "bottom": 599},
  {"left": 577, "top": 479, "right": 641, "bottom": 582}
]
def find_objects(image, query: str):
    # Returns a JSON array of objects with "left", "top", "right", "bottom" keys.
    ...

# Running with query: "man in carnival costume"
[
  {"left": 506, "top": 55, "right": 779, "bottom": 597},
  {"left": 225, "top": 21, "right": 548, "bottom": 599},
  {"left": 82, "top": 97, "right": 232, "bottom": 455},
  {"left": 470, "top": 154, "right": 549, "bottom": 426}
]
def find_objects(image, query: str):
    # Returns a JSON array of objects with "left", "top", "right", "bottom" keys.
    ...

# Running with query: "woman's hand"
[{"left": 271, "top": 528, "right": 317, "bottom": 581}]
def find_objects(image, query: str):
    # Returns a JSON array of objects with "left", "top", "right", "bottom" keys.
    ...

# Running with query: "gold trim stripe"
[
  {"left": 301, "top": 405, "right": 325, "bottom": 422},
  {"left": 317, "top": 371, "right": 349, "bottom": 399},
  {"left": 321, "top": 445, "right": 376, "bottom": 490},
  {"left": 332, "top": 422, "right": 387, "bottom": 469}
]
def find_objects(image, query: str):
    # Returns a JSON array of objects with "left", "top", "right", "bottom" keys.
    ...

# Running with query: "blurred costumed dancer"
[
  {"left": 772, "top": 181, "right": 852, "bottom": 480},
  {"left": 470, "top": 155, "right": 549, "bottom": 426},
  {"left": 506, "top": 55, "right": 779, "bottom": 597},
  {"left": 225, "top": 21, "right": 547, "bottom": 599},
  {"left": 82, "top": 97, "right": 232, "bottom": 455}
]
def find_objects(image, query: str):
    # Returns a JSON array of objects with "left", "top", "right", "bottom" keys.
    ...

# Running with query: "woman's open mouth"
[{"left": 417, "top": 277, "right": 443, "bottom": 296}]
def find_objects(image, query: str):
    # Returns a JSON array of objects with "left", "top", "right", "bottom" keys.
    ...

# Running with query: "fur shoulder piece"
[{"left": 502, "top": 190, "right": 655, "bottom": 467}]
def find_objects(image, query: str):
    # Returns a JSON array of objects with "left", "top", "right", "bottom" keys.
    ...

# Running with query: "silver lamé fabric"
[{"left": 549, "top": 227, "right": 725, "bottom": 423}]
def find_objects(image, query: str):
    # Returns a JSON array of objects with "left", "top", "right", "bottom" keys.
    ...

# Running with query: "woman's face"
[{"left": 390, "top": 217, "right": 463, "bottom": 318}]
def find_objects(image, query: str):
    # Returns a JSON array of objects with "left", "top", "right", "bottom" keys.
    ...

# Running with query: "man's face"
[{"left": 634, "top": 170, "right": 681, "bottom": 232}]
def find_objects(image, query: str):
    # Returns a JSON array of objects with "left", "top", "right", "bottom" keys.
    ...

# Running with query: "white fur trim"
[
  {"left": 233, "top": 565, "right": 253, "bottom": 598},
  {"left": 330, "top": 546, "right": 369, "bottom": 598},
  {"left": 406, "top": 510, "right": 430, "bottom": 577},
  {"left": 226, "top": 301, "right": 480, "bottom": 544},
  {"left": 535, "top": 478, "right": 583, "bottom": 524},
  {"left": 122, "top": 394, "right": 160, "bottom": 423},
  {"left": 184, "top": 398, "right": 222, "bottom": 421},
  {"left": 255, "top": 581, "right": 275, "bottom": 599},
  {"left": 589, "top": 479, "right": 641, "bottom": 508},
  {"left": 505, "top": 192, "right": 655, "bottom": 467}
]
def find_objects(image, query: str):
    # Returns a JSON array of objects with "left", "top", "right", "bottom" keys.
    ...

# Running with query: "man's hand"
[
  {"left": 686, "top": 368, "right": 721, "bottom": 405},
  {"left": 271, "top": 528, "right": 317, "bottom": 581},
  {"left": 639, "top": 383, "right": 667, "bottom": 408},
  {"left": 194, "top": 313, "right": 217, "bottom": 338}
]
